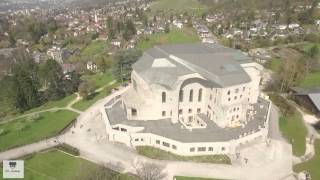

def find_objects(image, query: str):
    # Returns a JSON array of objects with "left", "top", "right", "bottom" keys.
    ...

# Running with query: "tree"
[
  {"left": 96, "top": 56, "right": 112, "bottom": 73},
  {"left": 143, "top": 15, "right": 148, "bottom": 27},
  {"left": 41, "top": 59, "right": 65, "bottom": 100},
  {"left": 78, "top": 79, "right": 95, "bottom": 100},
  {"left": 122, "top": 19, "right": 137, "bottom": 41},
  {"left": 164, "top": 23, "right": 170, "bottom": 33},
  {"left": 279, "top": 56, "right": 306, "bottom": 92},
  {"left": 153, "top": 15, "right": 157, "bottom": 23},
  {"left": 107, "top": 16, "right": 113, "bottom": 30},
  {"left": 112, "top": 49, "right": 142, "bottom": 82},
  {"left": 63, "top": 71, "right": 81, "bottom": 94},
  {"left": 133, "top": 160, "right": 167, "bottom": 180},
  {"left": 10, "top": 60, "right": 40, "bottom": 112},
  {"left": 169, "top": 14, "right": 174, "bottom": 23},
  {"left": 308, "top": 45, "right": 319, "bottom": 59}
]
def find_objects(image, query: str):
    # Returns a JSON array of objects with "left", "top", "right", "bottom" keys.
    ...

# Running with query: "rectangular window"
[
  {"left": 197, "top": 108, "right": 201, "bottom": 113},
  {"left": 132, "top": 108, "right": 137, "bottom": 116},
  {"left": 198, "top": 89, "right": 202, "bottom": 102},
  {"left": 162, "top": 142, "right": 170, "bottom": 147},
  {"left": 179, "top": 109, "right": 183, "bottom": 115},
  {"left": 162, "top": 92, "right": 166, "bottom": 103},
  {"left": 120, "top": 128, "right": 127, "bottom": 132},
  {"left": 190, "top": 147, "right": 195, "bottom": 152},
  {"left": 198, "top": 147, "right": 206, "bottom": 152},
  {"left": 162, "top": 111, "right": 166, "bottom": 116},
  {"left": 156, "top": 140, "right": 160, "bottom": 144},
  {"left": 188, "top": 109, "right": 192, "bottom": 113},
  {"left": 208, "top": 147, "right": 213, "bottom": 151},
  {"left": 189, "top": 90, "right": 193, "bottom": 102},
  {"left": 179, "top": 90, "right": 184, "bottom": 102},
  {"left": 135, "top": 138, "right": 139, "bottom": 142}
]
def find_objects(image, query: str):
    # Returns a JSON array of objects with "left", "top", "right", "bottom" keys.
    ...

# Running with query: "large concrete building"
[{"left": 102, "top": 43, "right": 271, "bottom": 156}]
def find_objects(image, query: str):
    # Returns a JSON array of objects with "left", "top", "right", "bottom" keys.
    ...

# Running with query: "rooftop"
[{"left": 133, "top": 43, "right": 253, "bottom": 89}]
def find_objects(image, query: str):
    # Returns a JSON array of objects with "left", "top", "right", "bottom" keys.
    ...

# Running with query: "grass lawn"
[
  {"left": 81, "top": 40, "right": 108, "bottom": 58},
  {"left": 150, "top": 0, "right": 208, "bottom": 16},
  {"left": 175, "top": 176, "right": 222, "bottom": 180},
  {"left": 136, "top": 146, "right": 231, "bottom": 164},
  {"left": 266, "top": 58, "right": 282, "bottom": 72},
  {"left": 294, "top": 139, "right": 320, "bottom": 180},
  {"left": 279, "top": 114, "right": 307, "bottom": 156},
  {"left": 72, "top": 82, "right": 120, "bottom": 111},
  {"left": 0, "top": 150, "right": 136, "bottom": 180},
  {"left": 0, "top": 94, "right": 77, "bottom": 122},
  {"left": 269, "top": 94, "right": 307, "bottom": 156},
  {"left": 0, "top": 110, "right": 78, "bottom": 151},
  {"left": 137, "top": 28, "right": 200, "bottom": 51},
  {"left": 81, "top": 72, "right": 114, "bottom": 89},
  {"left": 299, "top": 72, "right": 320, "bottom": 88}
]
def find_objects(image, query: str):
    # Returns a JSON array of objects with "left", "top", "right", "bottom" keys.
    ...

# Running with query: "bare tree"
[{"left": 133, "top": 160, "right": 167, "bottom": 180}]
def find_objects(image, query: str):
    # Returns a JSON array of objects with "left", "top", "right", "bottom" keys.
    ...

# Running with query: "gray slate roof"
[{"left": 133, "top": 43, "right": 252, "bottom": 89}]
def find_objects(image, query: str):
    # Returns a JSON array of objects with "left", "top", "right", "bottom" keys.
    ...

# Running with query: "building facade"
[{"left": 102, "top": 43, "right": 271, "bottom": 156}]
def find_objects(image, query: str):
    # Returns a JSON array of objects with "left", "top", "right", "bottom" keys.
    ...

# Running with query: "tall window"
[
  {"left": 198, "top": 88, "right": 202, "bottom": 102},
  {"left": 131, "top": 108, "right": 137, "bottom": 116},
  {"left": 162, "top": 92, "right": 166, "bottom": 103},
  {"left": 189, "top": 89, "right": 193, "bottom": 102},
  {"left": 179, "top": 90, "right": 184, "bottom": 102}
]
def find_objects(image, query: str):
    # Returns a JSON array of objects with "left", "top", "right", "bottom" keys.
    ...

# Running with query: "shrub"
[
  {"left": 269, "top": 94, "right": 295, "bottom": 116},
  {"left": 0, "top": 129, "right": 9, "bottom": 136},
  {"left": 27, "top": 113, "right": 41, "bottom": 122}
]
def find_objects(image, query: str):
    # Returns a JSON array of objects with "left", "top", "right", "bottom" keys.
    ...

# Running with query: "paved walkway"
[{"left": 0, "top": 136, "right": 63, "bottom": 161}]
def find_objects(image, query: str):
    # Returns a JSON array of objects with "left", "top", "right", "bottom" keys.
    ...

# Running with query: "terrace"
[{"left": 105, "top": 96, "right": 270, "bottom": 143}]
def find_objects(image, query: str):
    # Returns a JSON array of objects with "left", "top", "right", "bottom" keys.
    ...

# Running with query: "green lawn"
[
  {"left": 279, "top": 114, "right": 307, "bottom": 156},
  {"left": 270, "top": 94, "right": 307, "bottom": 156},
  {"left": 0, "top": 94, "right": 77, "bottom": 122},
  {"left": 266, "top": 58, "right": 282, "bottom": 72},
  {"left": 175, "top": 176, "right": 222, "bottom": 180},
  {"left": 72, "top": 82, "right": 119, "bottom": 111},
  {"left": 0, "top": 110, "right": 78, "bottom": 151},
  {"left": 294, "top": 140, "right": 320, "bottom": 180},
  {"left": 136, "top": 146, "right": 231, "bottom": 164},
  {"left": 137, "top": 28, "right": 200, "bottom": 51},
  {"left": 81, "top": 72, "right": 114, "bottom": 89},
  {"left": 299, "top": 72, "right": 320, "bottom": 88},
  {"left": 81, "top": 40, "right": 108, "bottom": 58},
  {"left": 150, "top": 0, "right": 208, "bottom": 16},
  {"left": 0, "top": 150, "right": 136, "bottom": 180}
]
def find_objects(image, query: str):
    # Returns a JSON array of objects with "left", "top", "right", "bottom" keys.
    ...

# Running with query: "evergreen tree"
[
  {"left": 42, "top": 59, "right": 65, "bottom": 100},
  {"left": 112, "top": 49, "right": 142, "bottom": 82}
]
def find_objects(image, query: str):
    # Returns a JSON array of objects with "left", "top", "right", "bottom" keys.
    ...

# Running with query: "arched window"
[
  {"left": 162, "top": 92, "right": 166, "bottom": 103},
  {"left": 189, "top": 89, "right": 193, "bottom": 102},
  {"left": 179, "top": 90, "right": 184, "bottom": 102},
  {"left": 198, "top": 88, "right": 202, "bottom": 102}
]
